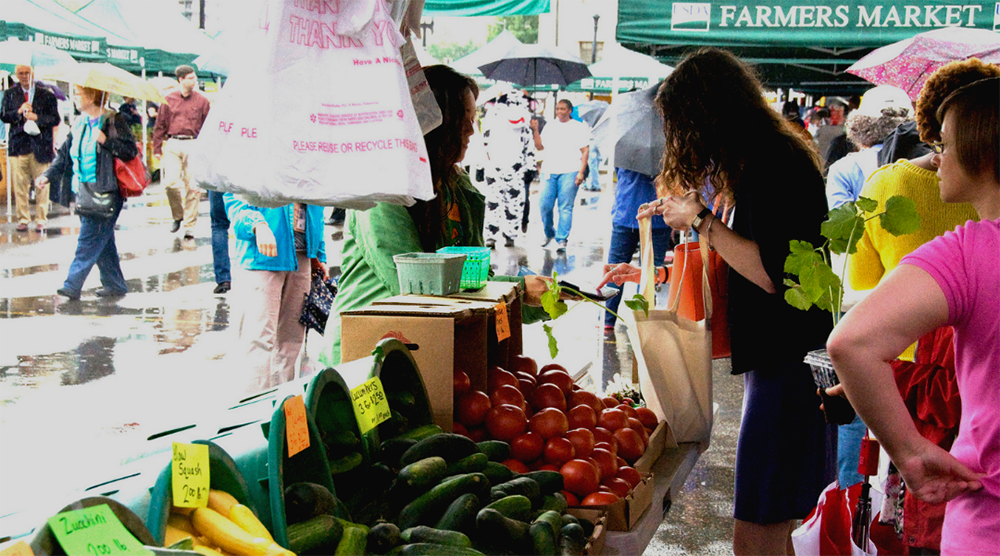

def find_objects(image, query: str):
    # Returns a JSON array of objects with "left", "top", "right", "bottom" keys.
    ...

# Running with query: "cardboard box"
[
  {"left": 566, "top": 507, "right": 609, "bottom": 555},
  {"left": 570, "top": 472, "right": 654, "bottom": 531},
  {"left": 449, "top": 281, "right": 523, "bottom": 368},
  {"left": 340, "top": 304, "right": 487, "bottom": 431},
  {"left": 633, "top": 421, "right": 667, "bottom": 474}
]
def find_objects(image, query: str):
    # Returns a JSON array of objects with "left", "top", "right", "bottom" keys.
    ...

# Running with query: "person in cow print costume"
[{"left": 481, "top": 91, "right": 537, "bottom": 248}]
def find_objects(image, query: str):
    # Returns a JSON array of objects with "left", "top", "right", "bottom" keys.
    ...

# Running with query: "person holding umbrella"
[
  {"left": 1, "top": 65, "right": 60, "bottom": 233},
  {"left": 599, "top": 48, "right": 835, "bottom": 555},
  {"left": 37, "top": 85, "right": 139, "bottom": 300}
]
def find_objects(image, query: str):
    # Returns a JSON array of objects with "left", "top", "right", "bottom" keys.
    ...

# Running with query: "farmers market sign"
[{"left": 617, "top": 1, "right": 998, "bottom": 48}]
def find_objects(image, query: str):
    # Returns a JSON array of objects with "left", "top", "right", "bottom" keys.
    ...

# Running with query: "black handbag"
[
  {"left": 299, "top": 269, "right": 338, "bottom": 335},
  {"left": 75, "top": 180, "right": 116, "bottom": 219}
]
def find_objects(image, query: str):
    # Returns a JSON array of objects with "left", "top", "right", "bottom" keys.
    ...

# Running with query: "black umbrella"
[
  {"left": 478, "top": 44, "right": 591, "bottom": 88},
  {"left": 591, "top": 82, "right": 665, "bottom": 176},
  {"left": 576, "top": 100, "right": 609, "bottom": 127}
]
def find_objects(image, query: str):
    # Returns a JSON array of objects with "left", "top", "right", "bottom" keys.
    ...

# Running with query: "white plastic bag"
[{"left": 192, "top": 0, "right": 433, "bottom": 209}]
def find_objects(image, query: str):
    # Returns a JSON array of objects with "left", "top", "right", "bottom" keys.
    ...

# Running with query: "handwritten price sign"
[
  {"left": 47, "top": 504, "right": 151, "bottom": 556},
  {"left": 172, "top": 442, "right": 209, "bottom": 508},
  {"left": 495, "top": 302, "right": 511, "bottom": 342},
  {"left": 0, "top": 540, "right": 34, "bottom": 556},
  {"left": 350, "top": 377, "right": 392, "bottom": 434},
  {"left": 284, "top": 395, "right": 311, "bottom": 458}
]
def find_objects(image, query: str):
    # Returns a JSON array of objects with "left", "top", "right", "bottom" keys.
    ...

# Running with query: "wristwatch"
[{"left": 690, "top": 207, "right": 712, "bottom": 231}]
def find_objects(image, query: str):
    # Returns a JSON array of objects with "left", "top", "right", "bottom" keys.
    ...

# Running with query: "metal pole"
[{"left": 590, "top": 14, "right": 599, "bottom": 101}]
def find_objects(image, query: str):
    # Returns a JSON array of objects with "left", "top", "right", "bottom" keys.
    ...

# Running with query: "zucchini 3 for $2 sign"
[{"left": 350, "top": 377, "right": 392, "bottom": 434}]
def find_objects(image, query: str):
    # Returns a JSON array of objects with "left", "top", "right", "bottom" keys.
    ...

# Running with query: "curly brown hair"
[
  {"left": 654, "top": 48, "right": 820, "bottom": 198},
  {"left": 915, "top": 58, "right": 1000, "bottom": 143}
]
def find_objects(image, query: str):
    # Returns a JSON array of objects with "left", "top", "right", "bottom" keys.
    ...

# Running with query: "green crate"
[
  {"left": 393, "top": 252, "right": 466, "bottom": 295},
  {"left": 437, "top": 246, "right": 491, "bottom": 290}
]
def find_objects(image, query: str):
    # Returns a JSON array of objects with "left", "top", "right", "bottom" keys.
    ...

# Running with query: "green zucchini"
[
  {"left": 334, "top": 525, "right": 368, "bottom": 555},
  {"left": 387, "top": 390, "right": 416, "bottom": 410},
  {"left": 520, "top": 470, "right": 564, "bottom": 494},
  {"left": 400, "top": 434, "right": 479, "bottom": 467},
  {"left": 392, "top": 543, "right": 485, "bottom": 556},
  {"left": 284, "top": 482, "right": 337, "bottom": 525},
  {"left": 380, "top": 438, "right": 418, "bottom": 469},
  {"left": 538, "top": 492, "right": 569, "bottom": 514},
  {"left": 481, "top": 461, "right": 515, "bottom": 485},
  {"left": 532, "top": 510, "right": 563, "bottom": 538},
  {"left": 287, "top": 514, "right": 344, "bottom": 554},
  {"left": 475, "top": 508, "right": 530, "bottom": 554},
  {"left": 329, "top": 451, "right": 364, "bottom": 475},
  {"left": 398, "top": 457, "right": 448, "bottom": 489},
  {"left": 397, "top": 473, "right": 489, "bottom": 530},
  {"left": 560, "top": 514, "right": 579, "bottom": 527},
  {"left": 475, "top": 440, "right": 510, "bottom": 462},
  {"left": 558, "top": 523, "right": 587, "bottom": 556},
  {"left": 380, "top": 410, "right": 410, "bottom": 439},
  {"left": 490, "top": 476, "right": 541, "bottom": 503},
  {"left": 400, "top": 526, "right": 472, "bottom": 548},
  {"left": 396, "top": 424, "right": 444, "bottom": 441},
  {"left": 578, "top": 517, "right": 595, "bottom": 538},
  {"left": 530, "top": 520, "right": 558, "bottom": 556},
  {"left": 484, "top": 495, "right": 532, "bottom": 522},
  {"left": 445, "top": 453, "right": 488, "bottom": 476},
  {"left": 435, "top": 493, "right": 480, "bottom": 534},
  {"left": 367, "top": 522, "right": 401, "bottom": 554}
]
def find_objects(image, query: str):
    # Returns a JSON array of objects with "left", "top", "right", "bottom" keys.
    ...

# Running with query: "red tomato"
[
  {"left": 511, "top": 354, "right": 539, "bottom": 377},
  {"left": 590, "top": 447, "right": 618, "bottom": 481},
  {"left": 490, "top": 385, "right": 527, "bottom": 412},
  {"left": 487, "top": 367, "right": 519, "bottom": 393},
  {"left": 616, "top": 466, "right": 642, "bottom": 489},
  {"left": 517, "top": 379, "right": 535, "bottom": 398},
  {"left": 454, "top": 371, "right": 471, "bottom": 395},
  {"left": 567, "top": 405, "right": 598, "bottom": 430},
  {"left": 569, "top": 391, "right": 605, "bottom": 415},
  {"left": 616, "top": 404, "right": 640, "bottom": 421},
  {"left": 543, "top": 437, "right": 576, "bottom": 467},
  {"left": 621, "top": 397, "right": 635, "bottom": 406},
  {"left": 529, "top": 383, "right": 567, "bottom": 412},
  {"left": 601, "top": 397, "right": 620, "bottom": 408},
  {"left": 617, "top": 456, "right": 627, "bottom": 468},
  {"left": 502, "top": 458, "right": 530, "bottom": 474},
  {"left": 598, "top": 485, "right": 613, "bottom": 493},
  {"left": 467, "top": 427, "right": 489, "bottom": 442},
  {"left": 561, "top": 490, "right": 580, "bottom": 506},
  {"left": 529, "top": 408, "right": 570, "bottom": 440},
  {"left": 560, "top": 459, "right": 600, "bottom": 497},
  {"left": 486, "top": 404, "right": 529, "bottom": 442},
  {"left": 598, "top": 409, "right": 629, "bottom": 431},
  {"left": 514, "top": 371, "right": 537, "bottom": 386},
  {"left": 539, "top": 363, "right": 568, "bottom": 374},
  {"left": 628, "top": 417, "right": 650, "bottom": 447},
  {"left": 456, "top": 390, "right": 491, "bottom": 427},
  {"left": 593, "top": 427, "right": 615, "bottom": 447},
  {"left": 538, "top": 463, "right": 560, "bottom": 472},
  {"left": 565, "top": 428, "right": 596, "bottom": 459},
  {"left": 581, "top": 492, "right": 620, "bottom": 506},
  {"left": 602, "top": 477, "right": 631, "bottom": 498},
  {"left": 635, "top": 407, "right": 659, "bottom": 429},
  {"left": 452, "top": 422, "right": 469, "bottom": 437},
  {"left": 613, "top": 427, "right": 645, "bottom": 464},
  {"left": 510, "top": 432, "right": 545, "bottom": 462},
  {"left": 538, "top": 370, "right": 574, "bottom": 396}
]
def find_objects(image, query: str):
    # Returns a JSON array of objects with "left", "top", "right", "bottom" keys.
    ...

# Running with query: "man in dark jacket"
[{"left": 1, "top": 65, "right": 60, "bottom": 232}]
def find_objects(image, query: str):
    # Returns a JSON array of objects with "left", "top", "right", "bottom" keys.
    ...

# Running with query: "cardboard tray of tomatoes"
[
  {"left": 569, "top": 472, "right": 654, "bottom": 532},
  {"left": 566, "top": 507, "right": 609, "bottom": 555},
  {"left": 633, "top": 421, "right": 667, "bottom": 475}
]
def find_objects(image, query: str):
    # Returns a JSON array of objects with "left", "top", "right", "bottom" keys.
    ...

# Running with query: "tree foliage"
[
  {"left": 427, "top": 40, "right": 479, "bottom": 63},
  {"left": 488, "top": 15, "right": 539, "bottom": 44}
]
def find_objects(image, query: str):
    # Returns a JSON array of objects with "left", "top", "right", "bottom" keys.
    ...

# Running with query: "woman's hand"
[
  {"left": 638, "top": 191, "right": 705, "bottom": 230},
  {"left": 522, "top": 275, "right": 552, "bottom": 306},
  {"left": 311, "top": 258, "right": 328, "bottom": 280},
  {"left": 254, "top": 222, "right": 277, "bottom": 257},
  {"left": 35, "top": 176, "right": 50, "bottom": 188},
  {"left": 893, "top": 439, "right": 983, "bottom": 504},
  {"left": 96, "top": 130, "right": 107, "bottom": 145},
  {"left": 597, "top": 263, "right": 641, "bottom": 289}
]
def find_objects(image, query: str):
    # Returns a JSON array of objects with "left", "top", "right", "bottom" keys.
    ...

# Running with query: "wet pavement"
[{"left": 0, "top": 175, "right": 741, "bottom": 553}]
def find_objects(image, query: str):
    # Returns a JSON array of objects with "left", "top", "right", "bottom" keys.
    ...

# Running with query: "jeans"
[
  {"left": 586, "top": 146, "right": 601, "bottom": 190},
  {"left": 540, "top": 172, "right": 579, "bottom": 242},
  {"left": 604, "top": 224, "right": 674, "bottom": 326},
  {"left": 209, "top": 190, "right": 231, "bottom": 284},
  {"left": 837, "top": 415, "right": 866, "bottom": 487},
  {"left": 63, "top": 197, "right": 127, "bottom": 294}
]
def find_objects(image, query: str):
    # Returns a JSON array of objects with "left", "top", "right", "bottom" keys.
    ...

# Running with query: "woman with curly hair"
[
  {"left": 599, "top": 48, "right": 836, "bottom": 555},
  {"left": 317, "top": 65, "right": 554, "bottom": 367},
  {"left": 829, "top": 74, "right": 998, "bottom": 556}
]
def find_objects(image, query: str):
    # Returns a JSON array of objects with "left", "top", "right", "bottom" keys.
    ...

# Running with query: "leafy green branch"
[
  {"left": 539, "top": 272, "right": 649, "bottom": 358},
  {"left": 784, "top": 195, "right": 920, "bottom": 326}
]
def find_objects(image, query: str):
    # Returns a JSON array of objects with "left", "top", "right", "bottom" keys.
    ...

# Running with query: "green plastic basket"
[
  {"left": 437, "top": 246, "right": 491, "bottom": 290},
  {"left": 393, "top": 252, "right": 466, "bottom": 295}
]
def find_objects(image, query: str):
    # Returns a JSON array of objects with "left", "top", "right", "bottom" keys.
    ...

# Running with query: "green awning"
[
  {"left": 616, "top": 0, "right": 996, "bottom": 92},
  {"left": 424, "top": 0, "right": 550, "bottom": 16},
  {"left": 1, "top": 0, "right": 112, "bottom": 61}
]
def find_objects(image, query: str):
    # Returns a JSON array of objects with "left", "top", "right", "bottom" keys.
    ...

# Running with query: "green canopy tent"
[
  {"left": 564, "top": 43, "right": 674, "bottom": 94},
  {"left": 58, "top": 0, "right": 214, "bottom": 76},
  {"left": 616, "top": 0, "right": 997, "bottom": 95},
  {"left": 1, "top": 0, "right": 114, "bottom": 62},
  {"left": 423, "top": 0, "right": 550, "bottom": 16}
]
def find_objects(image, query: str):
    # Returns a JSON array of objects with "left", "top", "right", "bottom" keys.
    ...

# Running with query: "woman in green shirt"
[{"left": 318, "top": 66, "right": 553, "bottom": 367}]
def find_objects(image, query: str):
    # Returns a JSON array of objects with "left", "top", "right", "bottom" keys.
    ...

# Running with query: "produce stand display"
[{"left": 0, "top": 282, "right": 704, "bottom": 555}]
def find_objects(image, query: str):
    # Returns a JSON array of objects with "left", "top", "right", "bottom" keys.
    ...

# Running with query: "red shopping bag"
[
  {"left": 665, "top": 242, "right": 730, "bottom": 359},
  {"left": 792, "top": 482, "right": 908, "bottom": 555}
]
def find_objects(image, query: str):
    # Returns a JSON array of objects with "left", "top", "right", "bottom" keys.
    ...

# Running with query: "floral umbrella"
[{"left": 847, "top": 27, "right": 1000, "bottom": 101}]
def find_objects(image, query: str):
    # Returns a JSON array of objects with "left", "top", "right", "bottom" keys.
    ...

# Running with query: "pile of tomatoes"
[{"left": 452, "top": 355, "right": 659, "bottom": 506}]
